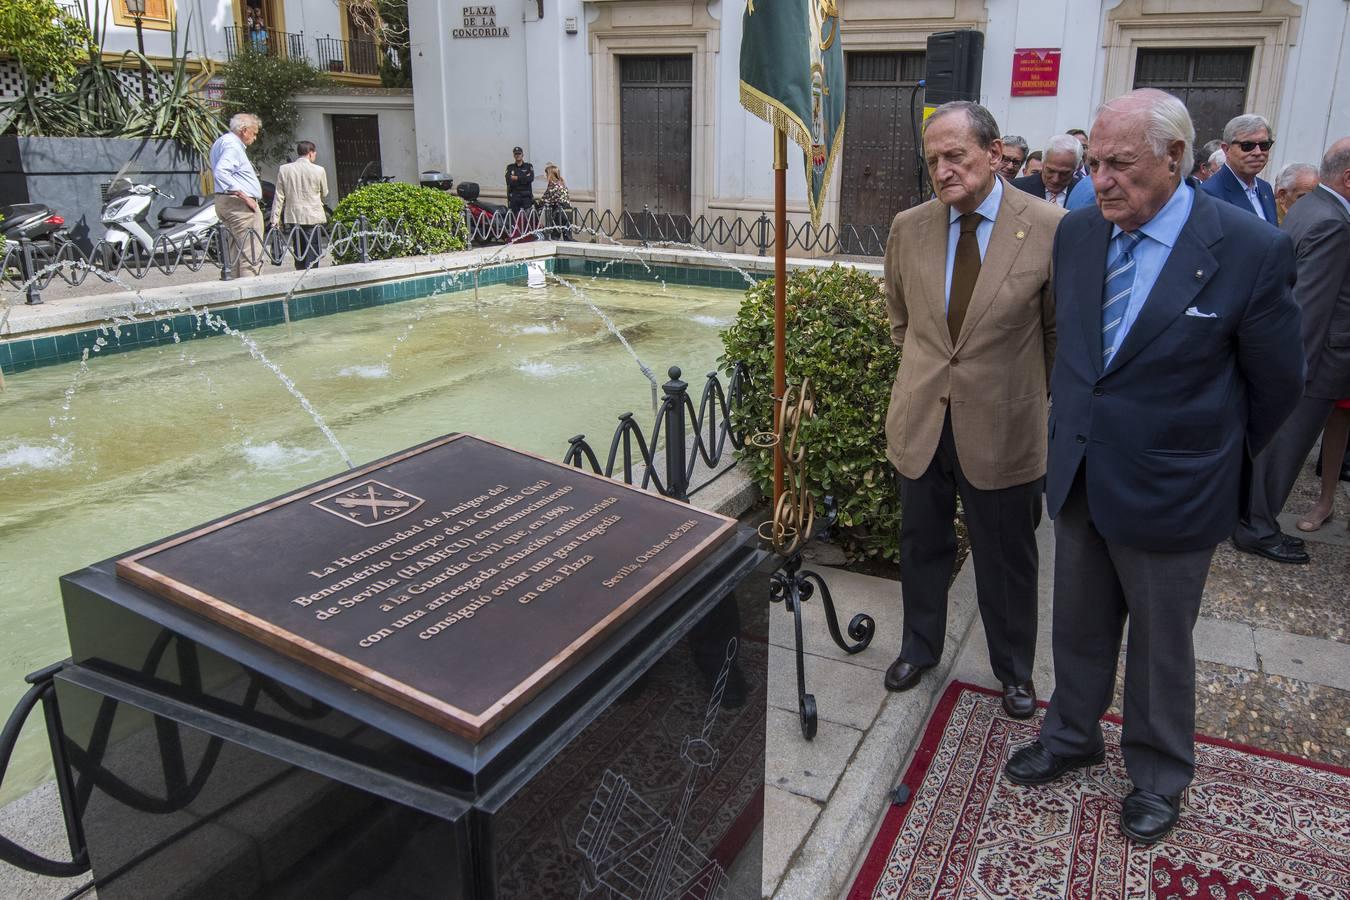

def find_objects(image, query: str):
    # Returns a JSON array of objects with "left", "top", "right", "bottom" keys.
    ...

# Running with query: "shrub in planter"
[
  {"left": 720, "top": 264, "right": 902, "bottom": 561},
  {"left": 331, "top": 182, "right": 469, "bottom": 262}
]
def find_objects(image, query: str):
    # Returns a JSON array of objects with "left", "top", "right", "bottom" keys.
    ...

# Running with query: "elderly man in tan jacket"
[
  {"left": 882, "top": 100, "right": 1063, "bottom": 719},
  {"left": 272, "top": 140, "right": 329, "bottom": 269}
]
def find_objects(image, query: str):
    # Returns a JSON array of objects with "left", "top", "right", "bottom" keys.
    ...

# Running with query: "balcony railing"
[
  {"left": 315, "top": 36, "right": 383, "bottom": 76},
  {"left": 224, "top": 26, "right": 307, "bottom": 62}
]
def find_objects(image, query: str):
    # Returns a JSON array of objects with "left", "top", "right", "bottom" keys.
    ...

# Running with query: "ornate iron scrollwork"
[{"left": 757, "top": 379, "right": 876, "bottom": 740}]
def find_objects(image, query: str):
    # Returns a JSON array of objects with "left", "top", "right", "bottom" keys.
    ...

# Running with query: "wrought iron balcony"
[
  {"left": 315, "top": 36, "right": 384, "bottom": 77},
  {"left": 224, "top": 26, "right": 307, "bottom": 62}
]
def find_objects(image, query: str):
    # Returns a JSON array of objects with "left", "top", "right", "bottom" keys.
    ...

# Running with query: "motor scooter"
[
  {"left": 1, "top": 201, "right": 71, "bottom": 301},
  {"left": 99, "top": 178, "right": 219, "bottom": 267}
]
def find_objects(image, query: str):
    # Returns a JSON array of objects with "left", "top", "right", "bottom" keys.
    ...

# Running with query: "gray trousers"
[
  {"left": 1234, "top": 394, "right": 1337, "bottom": 546},
  {"left": 1039, "top": 473, "right": 1214, "bottom": 796}
]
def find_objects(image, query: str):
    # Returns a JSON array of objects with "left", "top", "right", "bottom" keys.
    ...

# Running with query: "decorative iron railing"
[
  {"left": 1, "top": 203, "right": 888, "bottom": 306},
  {"left": 562, "top": 364, "right": 750, "bottom": 502},
  {"left": 315, "top": 36, "right": 382, "bottom": 76},
  {"left": 224, "top": 26, "right": 308, "bottom": 62}
]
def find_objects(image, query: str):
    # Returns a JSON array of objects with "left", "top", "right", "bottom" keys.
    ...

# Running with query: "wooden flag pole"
[{"left": 772, "top": 127, "right": 788, "bottom": 509}]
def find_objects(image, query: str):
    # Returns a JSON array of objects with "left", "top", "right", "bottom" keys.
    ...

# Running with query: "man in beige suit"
[
  {"left": 882, "top": 101, "right": 1064, "bottom": 719},
  {"left": 272, "top": 140, "right": 330, "bottom": 269}
]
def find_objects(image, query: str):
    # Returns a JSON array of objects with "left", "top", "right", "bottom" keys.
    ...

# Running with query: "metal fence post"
[
  {"left": 20, "top": 240, "right": 43, "bottom": 305},
  {"left": 662, "top": 366, "right": 689, "bottom": 502},
  {"left": 756, "top": 212, "right": 770, "bottom": 257},
  {"left": 357, "top": 215, "right": 371, "bottom": 263},
  {"left": 218, "top": 224, "right": 234, "bottom": 281}
]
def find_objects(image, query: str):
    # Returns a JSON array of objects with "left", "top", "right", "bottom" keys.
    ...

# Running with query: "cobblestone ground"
[{"left": 1109, "top": 463, "right": 1350, "bottom": 771}]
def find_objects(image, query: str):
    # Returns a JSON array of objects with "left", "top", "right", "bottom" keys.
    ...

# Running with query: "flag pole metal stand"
[{"left": 757, "top": 129, "right": 875, "bottom": 741}]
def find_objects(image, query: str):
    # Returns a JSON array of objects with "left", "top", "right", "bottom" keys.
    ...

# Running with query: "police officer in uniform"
[{"left": 506, "top": 146, "right": 535, "bottom": 214}]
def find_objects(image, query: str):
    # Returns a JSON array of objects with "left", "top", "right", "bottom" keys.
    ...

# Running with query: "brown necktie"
[{"left": 948, "top": 212, "right": 982, "bottom": 342}]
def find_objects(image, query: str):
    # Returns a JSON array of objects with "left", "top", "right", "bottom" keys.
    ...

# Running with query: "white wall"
[
  {"left": 286, "top": 92, "right": 418, "bottom": 195},
  {"left": 403, "top": 0, "right": 1350, "bottom": 220}
]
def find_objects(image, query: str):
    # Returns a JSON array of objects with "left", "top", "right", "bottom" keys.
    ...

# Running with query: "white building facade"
[
  {"left": 1, "top": 0, "right": 418, "bottom": 194},
  {"left": 406, "top": 0, "right": 1350, "bottom": 235}
]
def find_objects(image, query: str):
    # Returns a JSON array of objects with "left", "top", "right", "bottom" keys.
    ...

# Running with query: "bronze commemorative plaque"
[{"left": 116, "top": 434, "right": 737, "bottom": 741}]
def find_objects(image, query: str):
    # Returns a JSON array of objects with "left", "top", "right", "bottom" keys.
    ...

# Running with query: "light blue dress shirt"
[
  {"left": 1066, "top": 175, "right": 1096, "bottom": 210},
  {"left": 1225, "top": 164, "right": 1267, "bottom": 221},
  {"left": 209, "top": 131, "right": 263, "bottom": 199},
  {"left": 944, "top": 176, "right": 1003, "bottom": 311},
  {"left": 1105, "top": 182, "right": 1194, "bottom": 365}
]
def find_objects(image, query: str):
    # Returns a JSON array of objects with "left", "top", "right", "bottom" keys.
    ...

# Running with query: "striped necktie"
[{"left": 1102, "top": 231, "right": 1141, "bottom": 365}]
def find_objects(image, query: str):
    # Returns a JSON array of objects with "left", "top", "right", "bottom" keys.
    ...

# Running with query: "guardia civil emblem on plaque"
[{"left": 311, "top": 479, "right": 425, "bottom": 527}]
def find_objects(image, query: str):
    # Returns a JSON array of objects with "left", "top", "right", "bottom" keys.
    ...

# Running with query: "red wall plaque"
[{"left": 1011, "top": 49, "right": 1061, "bottom": 97}]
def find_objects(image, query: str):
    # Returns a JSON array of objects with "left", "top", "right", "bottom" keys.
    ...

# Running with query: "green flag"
[{"left": 739, "top": 0, "right": 845, "bottom": 227}]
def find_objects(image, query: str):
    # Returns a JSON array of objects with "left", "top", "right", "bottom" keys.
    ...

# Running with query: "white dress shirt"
[{"left": 1225, "top": 164, "right": 1267, "bottom": 220}]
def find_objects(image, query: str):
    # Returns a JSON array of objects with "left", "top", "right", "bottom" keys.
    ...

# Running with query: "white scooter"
[{"left": 99, "top": 178, "right": 220, "bottom": 267}]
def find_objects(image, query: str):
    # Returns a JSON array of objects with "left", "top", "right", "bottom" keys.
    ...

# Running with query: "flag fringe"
[{"left": 739, "top": 81, "right": 812, "bottom": 158}]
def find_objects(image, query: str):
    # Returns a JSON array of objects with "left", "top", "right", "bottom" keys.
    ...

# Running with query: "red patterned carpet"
[{"left": 850, "top": 683, "right": 1350, "bottom": 899}]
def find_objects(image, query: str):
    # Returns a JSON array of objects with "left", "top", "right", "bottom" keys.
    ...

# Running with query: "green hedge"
[
  {"left": 331, "top": 183, "right": 469, "bottom": 262},
  {"left": 720, "top": 264, "right": 902, "bottom": 560}
]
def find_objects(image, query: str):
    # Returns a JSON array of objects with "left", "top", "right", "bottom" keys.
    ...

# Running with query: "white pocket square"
[{"left": 1184, "top": 306, "right": 1218, "bottom": 318}]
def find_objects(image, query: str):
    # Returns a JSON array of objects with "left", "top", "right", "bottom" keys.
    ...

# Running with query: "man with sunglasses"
[{"left": 1200, "top": 114, "right": 1278, "bottom": 223}]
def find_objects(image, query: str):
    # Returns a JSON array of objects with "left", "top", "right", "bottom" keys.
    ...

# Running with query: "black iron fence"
[
  {"left": 224, "top": 26, "right": 307, "bottom": 62},
  {"left": 1, "top": 204, "right": 888, "bottom": 305},
  {"left": 315, "top": 36, "right": 382, "bottom": 76},
  {"left": 562, "top": 364, "right": 750, "bottom": 502}
]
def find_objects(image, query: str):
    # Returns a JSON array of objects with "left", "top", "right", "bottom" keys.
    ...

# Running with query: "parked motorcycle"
[{"left": 456, "top": 181, "right": 534, "bottom": 245}]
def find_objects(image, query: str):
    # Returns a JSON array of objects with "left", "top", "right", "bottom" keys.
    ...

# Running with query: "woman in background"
[{"left": 541, "top": 163, "right": 572, "bottom": 241}]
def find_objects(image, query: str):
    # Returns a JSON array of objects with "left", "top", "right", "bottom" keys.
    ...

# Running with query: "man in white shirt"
[
  {"left": 209, "top": 113, "right": 265, "bottom": 277},
  {"left": 272, "top": 140, "right": 330, "bottom": 270}
]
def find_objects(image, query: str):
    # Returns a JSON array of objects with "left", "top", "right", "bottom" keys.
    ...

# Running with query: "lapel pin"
[
  {"left": 1015, "top": 230, "right": 1025, "bottom": 239},
  {"left": 1195, "top": 269, "right": 1204, "bottom": 279}
]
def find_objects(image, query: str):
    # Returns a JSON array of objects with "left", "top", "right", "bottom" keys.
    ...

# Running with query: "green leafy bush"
[
  {"left": 720, "top": 264, "right": 902, "bottom": 560},
  {"left": 330, "top": 182, "right": 469, "bottom": 262},
  {"left": 219, "top": 50, "right": 322, "bottom": 165}
]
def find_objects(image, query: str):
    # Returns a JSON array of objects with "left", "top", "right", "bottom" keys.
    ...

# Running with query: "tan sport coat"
[
  {"left": 883, "top": 182, "right": 1064, "bottom": 490},
  {"left": 272, "top": 157, "right": 329, "bottom": 227}
]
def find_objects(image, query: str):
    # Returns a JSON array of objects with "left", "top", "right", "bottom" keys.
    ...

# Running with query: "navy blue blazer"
[
  {"left": 1046, "top": 187, "right": 1304, "bottom": 551},
  {"left": 1199, "top": 164, "right": 1278, "bottom": 224}
]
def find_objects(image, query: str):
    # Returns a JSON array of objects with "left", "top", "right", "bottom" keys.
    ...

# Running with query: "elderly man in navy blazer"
[
  {"left": 1003, "top": 89, "right": 1304, "bottom": 845},
  {"left": 1200, "top": 114, "right": 1278, "bottom": 223}
]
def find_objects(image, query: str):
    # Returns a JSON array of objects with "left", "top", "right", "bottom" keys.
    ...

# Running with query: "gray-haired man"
[
  {"left": 210, "top": 112, "right": 265, "bottom": 277},
  {"left": 1011, "top": 134, "right": 1082, "bottom": 206},
  {"left": 999, "top": 135, "right": 1029, "bottom": 181},
  {"left": 1200, "top": 114, "right": 1278, "bottom": 222},
  {"left": 1274, "top": 162, "right": 1319, "bottom": 223}
]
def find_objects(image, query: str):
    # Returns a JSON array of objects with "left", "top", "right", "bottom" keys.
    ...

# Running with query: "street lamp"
[{"left": 125, "top": 0, "right": 150, "bottom": 101}]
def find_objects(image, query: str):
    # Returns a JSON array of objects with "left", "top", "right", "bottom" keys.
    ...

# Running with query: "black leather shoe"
[
  {"left": 884, "top": 657, "right": 929, "bottom": 692},
  {"left": 1232, "top": 537, "right": 1310, "bottom": 564},
  {"left": 1281, "top": 533, "right": 1306, "bottom": 550},
  {"left": 1004, "top": 741, "right": 1105, "bottom": 785},
  {"left": 1001, "top": 681, "right": 1037, "bottom": 719},
  {"left": 1120, "top": 788, "right": 1180, "bottom": 844}
]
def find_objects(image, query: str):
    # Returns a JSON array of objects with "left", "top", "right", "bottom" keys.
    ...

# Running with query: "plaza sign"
[{"left": 453, "top": 4, "right": 509, "bottom": 38}]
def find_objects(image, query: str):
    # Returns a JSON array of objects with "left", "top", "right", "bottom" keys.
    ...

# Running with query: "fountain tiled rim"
[{"left": 0, "top": 242, "right": 882, "bottom": 375}]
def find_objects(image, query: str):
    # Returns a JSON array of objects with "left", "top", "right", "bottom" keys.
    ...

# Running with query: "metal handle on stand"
[{"left": 0, "top": 662, "right": 89, "bottom": 878}]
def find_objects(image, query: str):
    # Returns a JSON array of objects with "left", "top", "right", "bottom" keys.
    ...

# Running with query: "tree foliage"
[
  {"left": 720, "top": 265, "right": 904, "bottom": 560},
  {"left": 218, "top": 49, "right": 322, "bottom": 165},
  {"left": 0, "top": 0, "right": 91, "bottom": 88}
]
